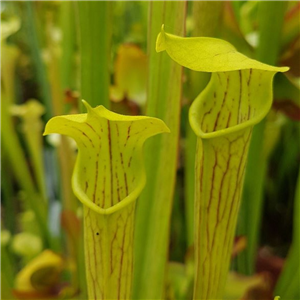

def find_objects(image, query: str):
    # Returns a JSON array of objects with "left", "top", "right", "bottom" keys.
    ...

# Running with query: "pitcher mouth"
[
  {"left": 189, "top": 99, "right": 271, "bottom": 140},
  {"left": 189, "top": 71, "right": 275, "bottom": 140},
  {"left": 72, "top": 149, "right": 147, "bottom": 216},
  {"left": 44, "top": 100, "right": 169, "bottom": 215}
]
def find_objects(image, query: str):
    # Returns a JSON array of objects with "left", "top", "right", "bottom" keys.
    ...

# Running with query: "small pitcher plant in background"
[
  {"left": 156, "top": 26, "right": 288, "bottom": 299},
  {"left": 44, "top": 101, "right": 169, "bottom": 299}
]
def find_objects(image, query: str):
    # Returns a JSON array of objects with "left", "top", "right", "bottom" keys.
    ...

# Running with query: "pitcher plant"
[
  {"left": 44, "top": 101, "right": 169, "bottom": 299},
  {"left": 156, "top": 26, "right": 288, "bottom": 299}
]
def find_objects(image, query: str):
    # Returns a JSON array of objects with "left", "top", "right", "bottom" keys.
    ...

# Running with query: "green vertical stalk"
[
  {"left": 133, "top": 2, "right": 186, "bottom": 299},
  {"left": 0, "top": 272, "right": 16, "bottom": 300},
  {"left": 1, "top": 160, "right": 15, "bottom": 233},
  {"left": 185, "top": 1, "right": 223, "bottom": 247},
  {"left": 1, "top": 238, "right": 15, "bottom": 289},
  {"left": 13, "top": 101, "right": 47, "bottom": 199},
  {"left": 1, "top": 274, "right": 15, "bottom": 300},
  {"left": 25, "top": 2, "right": 53, "bottom": 120},
  {"left": 59, "top": 1, "right": 76, "bottom": 92},
  {"left": 1, "top": 39, "right": 19, "bottom": 233},
  {"left": 236, "top": 1, "right": 287, "bottom": 275},
  {"left": 1, "top": 98, "right": 49, "bottom": 246},
  {"left": 1, "top": 26, "right": 50, "bottom": 246},
  {"left": 41, "top": 3, "right": 86, "bottom": 294},
  {"left": 275, "top": 167, "right": 300, "bottom": 298},
  {"left": 78, "top": 1, "right": 111, "bottom": 109},
  {"left": 42, "top": 4, "right": 78, "bottom": 208}
]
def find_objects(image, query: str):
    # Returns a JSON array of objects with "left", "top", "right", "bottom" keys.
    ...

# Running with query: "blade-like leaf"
[
  {"left": 237, "top": 1, "right": 287, "bottom": 275},
  {"left": 44, "top": 101, "right": 169, "bottom": 299},
  {"left": 133, "top": 2, "right": 186, "bottom": 299},
  {"left": 78, "top": 2, "right": 111, "bottom": 109},
  {"left": 275, "top": 167, "right": 300, "bottom": 298}
]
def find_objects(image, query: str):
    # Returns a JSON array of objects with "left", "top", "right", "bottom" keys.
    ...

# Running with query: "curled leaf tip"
[
  {"left": 156, "top": 24, "right": 166, "bottom": 53},
  {"left": 81, "top": 99, "right": 92, "bottom": 110},
  {"left": 163, "top": 123, "right": 171, "bottom": 134}
]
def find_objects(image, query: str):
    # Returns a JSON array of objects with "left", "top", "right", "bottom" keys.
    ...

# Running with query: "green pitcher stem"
[
  {"left": 84, "top": 203, "right": 135, "bottom": 299},
  {"left": 194, "top": 128, "right": 252, "bottom": 299},
  {"left": 191, "top": 69, "right": 279, "bottom": 299}
]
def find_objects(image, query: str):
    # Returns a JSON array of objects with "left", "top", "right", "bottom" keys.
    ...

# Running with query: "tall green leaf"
[
  {"left": 275, "top": 167, "right": 300, "bottom": 298},
  {"left": 78, "top": 1, "right": 111, "bottom": 109},
  {"left": 236, "top": 1, "right": 287, "bottom": 275},
  {"left": 133, "top": 2, "right": 186, "bottom": 299}
]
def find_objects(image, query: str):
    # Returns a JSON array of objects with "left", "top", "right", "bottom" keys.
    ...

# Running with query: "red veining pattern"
[
  {"left": 194, "top": 68, "right": 266, "bottom": 299},
  {"left": 78, "top": 118, "right": 150, "bottom": 299}
]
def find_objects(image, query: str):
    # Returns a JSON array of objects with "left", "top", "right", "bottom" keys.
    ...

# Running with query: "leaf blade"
[{"left": 156, "top": 26, "right": 288, "bottom": 73}]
